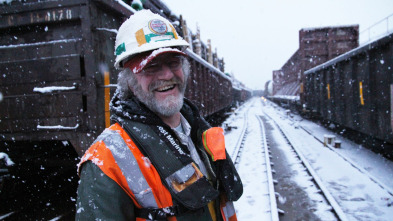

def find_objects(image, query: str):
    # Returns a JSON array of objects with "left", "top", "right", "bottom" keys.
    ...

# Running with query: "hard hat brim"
[
  {"left": 115, "top": 38, "right": 189, "bottom": 70},
  {"left": 123, "top": 47, "right": 187, "bottom": 74}
]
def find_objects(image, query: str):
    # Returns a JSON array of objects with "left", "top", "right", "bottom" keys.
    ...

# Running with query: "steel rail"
[
  {"left": 263, "top": 111, "right": 349, "bottom": 221},
  {"left": 256, "top": 115, "right": 280, "bottom": 221},
  {"left": 231, "top": 110, "right": 249, "bottom": 165},
  {"left": 230, "top": 98, "right": 279, "bottom": 221},
  {"left": 268, "top": 101, "right": 393, "bottom": 197},
  {"left": 300, "top": 126, "right": 393, "bottom": 197}
]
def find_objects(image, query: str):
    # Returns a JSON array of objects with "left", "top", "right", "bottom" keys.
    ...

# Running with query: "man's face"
[{"left": 127, "top": 53, "right": 188, "bottom": 117}]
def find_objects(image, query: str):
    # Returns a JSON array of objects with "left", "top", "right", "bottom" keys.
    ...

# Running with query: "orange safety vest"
[{"left": 79, "top": 123, "right": 237, "bottom": 221}]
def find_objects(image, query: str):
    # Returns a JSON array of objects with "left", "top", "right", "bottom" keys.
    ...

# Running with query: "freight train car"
[
  {"left": 272, "top": 25, "right": 359, "bottom": 101},
  {"left": 185, "top": 51, "right": 233, "bottom": 117},
  {"left": 270, "top": 26, "right": 359, "bottom": 114},
  {"left": 0, "top": 0, "right": 235, "bottom": 217},
  {"left": 0, "top": 0, "right": 232, "bottom": 156},
  {"left": 304, "top": 33, "right": 393, "bottom": 157},
  {"left": 270, "top": 24, "right": 393, "bottom": 158},
  {"left": 232, "top": 87, "right": 252, "bottom": 106}
]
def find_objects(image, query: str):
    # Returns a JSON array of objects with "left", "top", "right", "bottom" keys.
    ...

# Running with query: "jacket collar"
[{"left": 109, "top": 91, "right": 206, "bottom": 132}]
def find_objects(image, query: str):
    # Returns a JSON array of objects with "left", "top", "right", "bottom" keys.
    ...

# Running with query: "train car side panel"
[
  {"left": 371, "top": 43, "right": 393, "bottom": 141},
  {"left": 305, "top": 33, "right": 393, "bottom": 144},
  {"left": 355, "top": 53, "right": 371, "bottom": 134},
  {"left": 0, "top": 0, "right": 133, "bottom": 155}
]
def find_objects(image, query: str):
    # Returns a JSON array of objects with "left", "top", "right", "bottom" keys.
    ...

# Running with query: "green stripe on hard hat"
[
  {"left": 145, "top": 32, "right": 176, "bottom": 43},
  {"left": 116, "top": 43, "right": 126, "bottom": 56}
]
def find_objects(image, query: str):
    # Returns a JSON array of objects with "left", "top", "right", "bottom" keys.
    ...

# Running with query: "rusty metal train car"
[
  {"left": 271, "top": 23, "right": 393, "bottom": 158},
  {"left": 304, "top": 32, "right": 393, "bottom": 156},
  {"left": 273, "top": 25, "right": 359, "bottom": 98},
  {"left": 0, "top": 0, "right": 234, "bottom": 157},
  {"left": 0, "top": 0, "right": 245, "bottom": 216},
  {"left": 271, "top": 25, "right": 359, "bottom": 107}
]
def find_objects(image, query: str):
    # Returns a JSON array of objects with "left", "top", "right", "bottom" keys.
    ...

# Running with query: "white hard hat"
[{"left": 114, "top": 10, "right": 189, "bottom": 69}]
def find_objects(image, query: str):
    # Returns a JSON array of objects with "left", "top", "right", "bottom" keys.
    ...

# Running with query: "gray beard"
[{"left": 129, "top": 77, "right": 186, "bottom": 117}]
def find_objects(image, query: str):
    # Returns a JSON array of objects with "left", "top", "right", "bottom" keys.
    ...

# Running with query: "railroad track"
[
  {"left": 299, "top": 126, "right": 393, "bottom": 197},
  {"left": 262, "top": 110, "right": 346, "bottom": 221},
  {"left": 268, "top": 101, "right": 393, "bottom": 197},
  {"left": 262, "top": 98, "right": 393, "bottom": 220},
  {"left": 230, "top": 110, "right": 248, "bottom": 166},
  {"left": 230, "top": 99, "right": 279, "bottom": 221}
]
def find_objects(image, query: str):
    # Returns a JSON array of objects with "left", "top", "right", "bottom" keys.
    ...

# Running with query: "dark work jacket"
[{"left": 75, "top": 94, "right": 242, "bottom": 220}]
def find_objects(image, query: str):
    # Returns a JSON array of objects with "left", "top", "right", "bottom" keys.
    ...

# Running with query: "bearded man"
[{"left": 75, "top": 10, "right": 242, "bottom": 221}]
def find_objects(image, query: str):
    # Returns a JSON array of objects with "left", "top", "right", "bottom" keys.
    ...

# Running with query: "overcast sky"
[{"left": 161, "top": 0, "right": 393, "bottom": 90}]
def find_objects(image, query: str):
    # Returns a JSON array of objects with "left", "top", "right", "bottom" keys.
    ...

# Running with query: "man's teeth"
[{"left": 156, "top": 85, "right": 175, "bottom": 92}]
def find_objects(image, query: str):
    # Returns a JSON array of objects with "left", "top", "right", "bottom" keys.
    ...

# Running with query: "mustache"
[{"left": 148, "top": 77, "right": 183, "bottom": 92}]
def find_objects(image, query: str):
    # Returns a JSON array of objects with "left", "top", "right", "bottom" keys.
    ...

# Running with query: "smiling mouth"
[{"left": 155, "top": 84, "right": 176, "bottom": 92}]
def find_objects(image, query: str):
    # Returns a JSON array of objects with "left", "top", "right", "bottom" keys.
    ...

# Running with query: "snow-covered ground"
[
  {"left": 222, "top": 97, "right": 393, "bottom": 221},
  {"left": 223, "top": 98, "right": 278, "bottom": 220}
]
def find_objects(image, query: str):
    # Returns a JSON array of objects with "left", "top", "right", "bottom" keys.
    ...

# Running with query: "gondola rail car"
[
  {"left": 0, "top": 0, "right": 233, "bottom": 159},
  {"left": 268, "top": 95, "right": 301, "bottom": 113},
  {"left": 269, "top": 24, "right": 393, "bottom": 158},
  {"left": 271, "top": 25, "right": 359, "bottom": 105},
  {"left": 304, "top": 32, "right": 393, "bottom": 157},
  {"left": 232, "top": 87, "right": 250, "bottom": 106}
]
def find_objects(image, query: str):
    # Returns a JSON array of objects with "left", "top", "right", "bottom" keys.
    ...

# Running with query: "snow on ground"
[
  {"left": 267, "top": 117, "right": 337, "bottom": 221},
  {"left": 299, "top": 119, "right": 393, "bottom": 194},
  {"left": 222, "top": 97, "right": 393, "bottom": 221},
  {"left": 225, "top": 98, "right": 275, "bottom": 220},
  {"left": 223, "top": 101, "right": 254, "bottom": 155}
]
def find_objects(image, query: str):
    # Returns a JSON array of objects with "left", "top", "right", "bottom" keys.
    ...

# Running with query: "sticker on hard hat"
[{"left": 149, "top": 19, "right": 168, "bottom": 35}]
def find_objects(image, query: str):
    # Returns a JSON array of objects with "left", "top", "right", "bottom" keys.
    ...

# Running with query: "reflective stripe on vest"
[
  {"left": 98, "top": 129, "right": 158, "bottom": 208},
  {"left": 220, "top": 196, "right": 237, "bottom": 221},
  {"left": 79, "top": 123, "right": 175, "bottom": 215}
]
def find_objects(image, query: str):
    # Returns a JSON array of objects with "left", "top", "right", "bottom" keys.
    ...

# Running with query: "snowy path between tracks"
[
  {"left": 222, "top": 97, "right": 393, "bottom": 221},
  {"left": 223, "top": 98, "right": 276, "bottom": 220}
]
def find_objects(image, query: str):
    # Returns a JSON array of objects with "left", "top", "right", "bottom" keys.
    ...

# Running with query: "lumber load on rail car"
[{"left": 0, "top": 0, "right": 234, "bottom": 158}]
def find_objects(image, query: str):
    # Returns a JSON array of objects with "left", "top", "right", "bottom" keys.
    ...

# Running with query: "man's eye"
[
  {"left": 144, "top": 63, "right": 160, "bottom": 72},
  {"left": 168, "top": 60, "right": 181, "bottom": 68}
]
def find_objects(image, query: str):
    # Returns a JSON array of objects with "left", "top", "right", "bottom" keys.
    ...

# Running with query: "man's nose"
[{"left": 156, "top": 64, "right": 175, "bottom": 80}]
